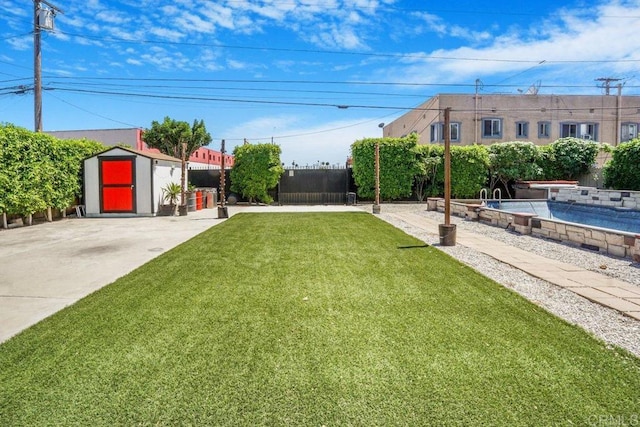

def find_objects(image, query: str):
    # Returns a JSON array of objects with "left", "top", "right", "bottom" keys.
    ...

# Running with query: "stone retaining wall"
[
  {"left": 428, "top": 196, "right": 640, "bottom": 261},
  {"left": 552, "top": 187, "right": 640, "bottom": 209}
]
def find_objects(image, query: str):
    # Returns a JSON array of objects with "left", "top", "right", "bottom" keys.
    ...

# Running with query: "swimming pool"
[{"left": 486, "top": 200, "right": 640, "bottom": 234}]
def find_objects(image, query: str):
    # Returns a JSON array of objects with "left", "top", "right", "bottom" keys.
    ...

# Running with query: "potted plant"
[{"left": 162, "top": 182, "right": 182, "bottom": 216}]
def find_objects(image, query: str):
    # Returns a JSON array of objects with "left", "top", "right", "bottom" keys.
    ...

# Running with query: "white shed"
[{"left": 83, "top": 147, "right": 185, "bottom": 217}]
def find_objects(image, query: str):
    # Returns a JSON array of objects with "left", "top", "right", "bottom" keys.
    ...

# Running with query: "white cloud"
[
  {"left": 378, "top": 2, "right": 640, "bottom": 88},
  {"left": 176, "top": 11, "right": 215, "bottom": 34},
  {"left": 149, "top": 27, "right": 185, "bottom": 42},
  {"left": 7, "top": 36, "right": 31, "bottom": 51},
  {"left": 413, "top": 12, "right": 492, "bottom": 43}
]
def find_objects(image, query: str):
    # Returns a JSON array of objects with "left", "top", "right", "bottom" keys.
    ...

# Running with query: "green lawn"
[{"left": 1, "top": 212, "right": 639, "bottom": 425}]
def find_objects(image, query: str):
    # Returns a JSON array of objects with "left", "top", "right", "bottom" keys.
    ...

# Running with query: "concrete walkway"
[
  {"left": 386, "top": 211, "right": 640, "bottom": 321},
  {"left": 0, "top": 205, "right": 361, "bottom": 343}
]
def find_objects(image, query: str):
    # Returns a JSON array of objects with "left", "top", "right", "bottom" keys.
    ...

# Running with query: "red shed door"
[{"left": 100, "top": 157, "right": 136, "bottom": 213}]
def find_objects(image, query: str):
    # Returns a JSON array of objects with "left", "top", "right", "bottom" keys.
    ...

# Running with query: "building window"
[
  {"left": 621, "top": 123, "right": 638, "bottom": 142},
  {"left": 482, "top": 118, "right": 502, "bottom": 138},
  {"left": 538, "top": 121, "right": 551, "bottom": 138},
  {"left": 430, "top": 122, "right": 460, "bottom": 143},
  {"left": 516, "top": 121, "right": 529, "bottom": 138},
  {"left": 561, "top": 122, "right": 598, "bottom": 140}
]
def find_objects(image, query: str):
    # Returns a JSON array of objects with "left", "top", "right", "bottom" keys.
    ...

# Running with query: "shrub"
[
  {"left": 488, "top": 142, "right": 541, "bottom": 198},
  {"left": 538, "top": 137, "right": 600, "bottom": 180},
  {"left": 230, "top": 143, "right": 284, "bottom": 204},
  {"left": 426, "top": 144, "right": 489, "bottom": 198},
  {"left": 603, "top": 139, "right": 640, "bottom": 190},
  {"left": 351, "top": 134, "right": 421, "bottom": 200}
]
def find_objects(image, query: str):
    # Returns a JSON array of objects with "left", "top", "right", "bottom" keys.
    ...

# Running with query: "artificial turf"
[{"left": 1, "top": 212, "right": 639, "bottom": 425}]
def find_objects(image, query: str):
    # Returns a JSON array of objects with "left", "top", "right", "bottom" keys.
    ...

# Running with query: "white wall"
[
  {"left": 135, "top": 156, "right": 152, "bottom": 215},
  {"left": 152, "top": 161, "right": 183, "bottom": 213},
  {"left": 83, "top": 156, "right": 100, "bottom": 215}
]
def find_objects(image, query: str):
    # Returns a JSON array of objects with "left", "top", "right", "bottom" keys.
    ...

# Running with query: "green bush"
[
  {"left": 351, "top": 135, "right": 421, "bottom": 200},
  {"left": 538, "top": 138, "right": 600, "bottom": 180},
  {"left": 230, "top": 143, "right": 284, "bottom": 204},
  {"left": 603, "top": 139, "right": 640, "bottom": 190},
  {"left": 425, "top": 144, "right": 489, "bottom": 198},
  {"left": 0, "top": 124, "right": 104, "bottom": 218}
]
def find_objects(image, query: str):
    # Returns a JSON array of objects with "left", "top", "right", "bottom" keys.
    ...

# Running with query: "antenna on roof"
[{"left": 526, "top": 81, "right": 541, "bottom": 95}]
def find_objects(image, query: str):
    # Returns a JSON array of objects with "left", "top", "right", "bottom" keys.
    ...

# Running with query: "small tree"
[
  {"left": 230, "top": 143, "right": 284, "bottom": 204},
  {"left": 143, "top": 117, "right": 212, "bottom": 205},
  {"left": 488, "top": 141, "right": 541, "bottom": 198}
]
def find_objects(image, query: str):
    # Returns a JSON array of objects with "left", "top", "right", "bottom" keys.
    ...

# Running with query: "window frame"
[
  {"left": 482, "top": 118, "right": 502, "bottom": 138},
  {"left": 621, "top": 122, "right": 638, "bottom": 142},
  {"left": 538, "top": 121, "right": 551, "bottom": 139},
  {"left": 560, "top": 122, "right": 599, "bottom": 140},
  {"left": 515, "top": 121, "right": 529, "bottom": 139},
  {"left": 430, "top": 122, "right": 461, "bottom": 143}
]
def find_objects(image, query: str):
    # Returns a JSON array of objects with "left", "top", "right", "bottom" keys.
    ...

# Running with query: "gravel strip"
[{"left": 362, "top": 204, "right": 640, "bottom": 357}]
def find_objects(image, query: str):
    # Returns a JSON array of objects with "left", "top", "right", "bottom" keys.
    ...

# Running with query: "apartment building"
[{"left": 383, "top": 94, "right": 640, "bottom": 147}]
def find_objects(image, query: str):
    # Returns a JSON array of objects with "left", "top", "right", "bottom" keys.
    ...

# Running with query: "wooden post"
[
  {"left": 181, "top": 142, "right": 187, "bottom": 206},
  {"left": 444, "top": 107, "right": 451, "bottom": 226},
  {"left": 218, "top": 139, "right": 229, "bottom": 218},
  {"left": 373, "top": 141, "right": 381, "bottom": 214}
]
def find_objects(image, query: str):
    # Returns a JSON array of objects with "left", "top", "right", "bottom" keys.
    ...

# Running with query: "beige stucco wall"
[{"left": 384, "top": 94, "right": 640, "bottom": 147}]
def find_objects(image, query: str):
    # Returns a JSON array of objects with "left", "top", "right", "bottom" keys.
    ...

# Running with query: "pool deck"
[{"left": 386, "top": 210, "right": 640, "bottom": 321}]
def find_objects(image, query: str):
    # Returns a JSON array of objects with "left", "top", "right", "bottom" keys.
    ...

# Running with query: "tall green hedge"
[
  {"left": 428, "top": 144, "right": 489, "bottom": 198},
  {"left": 230, "top": 142, "right": 284, "bottom": 204},
  {"left": 351, "top": 135, "right": 421, "bottom": 200},
  {"left": 0, "top": 124, "right": 104, "bottom": 218},
  {"left": 603, "top": 139, "right": 640, "bottom": 190}
]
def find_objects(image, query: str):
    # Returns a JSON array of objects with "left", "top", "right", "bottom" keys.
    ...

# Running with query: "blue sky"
[{"left": 2, "top": 0, "right": 640, "bottom": 165}]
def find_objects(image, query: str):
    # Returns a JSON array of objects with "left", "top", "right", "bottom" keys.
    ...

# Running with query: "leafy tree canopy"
[
  {"left": 142, "top": 117, "right": 211, "bottom": 159},
  {"left": 488, "top": 141, "right": 541, "bottom": 197}
]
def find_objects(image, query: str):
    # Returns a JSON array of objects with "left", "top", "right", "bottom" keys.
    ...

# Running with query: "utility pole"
[
  {"left": 595, "top": 77, "right": 621, "bottom": 96},
  {"left": 616, "top": 83, "right": 623, "bottom": 145},
  {"left": 33, "top": 0, "right": 63, "bottom": 132}
]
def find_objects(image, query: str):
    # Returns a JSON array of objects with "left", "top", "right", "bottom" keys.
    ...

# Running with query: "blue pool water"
[{"left": 486, "top": 200, "right": 640, "bottom": 234}]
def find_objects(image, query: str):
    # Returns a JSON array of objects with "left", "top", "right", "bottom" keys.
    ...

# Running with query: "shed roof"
[{"left": 96, "top": 146, "right": 182, "bottom": 163}]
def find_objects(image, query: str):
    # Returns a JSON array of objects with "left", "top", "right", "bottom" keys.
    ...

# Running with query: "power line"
[
  {"left": 42, "top": 75, "right": 640, "bottom": 89},
  {"left": 47, "top": 31, "right": 640, "bottom": 65},
  {"left": 46, "top": 85, "right": 640, "bottom": 113}
]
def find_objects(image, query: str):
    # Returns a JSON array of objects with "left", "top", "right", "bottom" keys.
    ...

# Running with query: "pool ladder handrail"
[
  {"left": 493, "top": 188, "right": 502, "bottom": 207},
  {"left": 479, "top": 188, "right": 488, "bottom": 204}
]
